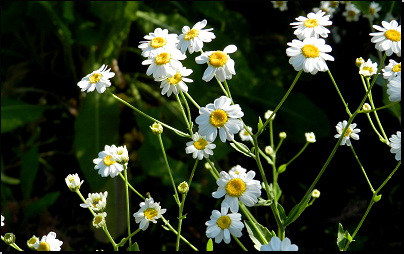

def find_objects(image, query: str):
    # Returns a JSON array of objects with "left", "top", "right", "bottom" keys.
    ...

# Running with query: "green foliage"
[
  {"left": 244, "top": 220, "right": 274, "bottom": 250},
  {"left": 337, "top": 223, "right": 354, "bottom": 251},
  {"left": 206, "top": 238, "right": 213, "bottom": 251},
  {"left": 23, "top": 191, "right": 60, "bottom": 222},
  {"left": 20, "top": 145, "right": 39, "bottom": 199}
]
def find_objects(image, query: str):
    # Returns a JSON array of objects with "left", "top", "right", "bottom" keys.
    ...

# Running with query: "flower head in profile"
[
  {"left": 155, "top": 66, "right": 193, "bottom": 97},
  {"left": 77, "top": 64, "right": 115, "bottom": 93},
  {"left": 271, "top": 1, "right": 288, "bottom": 12},
  {"left": 313, "top": 1, "right": 337, "bottom": 18},
  {"left": 342, "top": 3, "right": 361, "bottom": 22},
  {"left": 229, "top": 165, "right": 247, "bottom": 176},
  {"left": 264, "top": 110, "right": 276, "bottom": 120},
  {"left": 387, "top": 73, "right": 401, "bottom": 102},
  {"left": 305, "top": 132, "right": 316, "bottom": 143},
  {"left": 195, "top": 45, "right": 237, "bottom": 82},
  {"left": 133, "top": 197, "right": 166, "bottom": 231},
  {"left": 93, "top": 145, "right": 124, "bottom": 178},
  {"left": 185, "top": 132, "right": 216, "bottom": 160},
  {"left": 150, "top": 122, "right": 163, "bottom": 135},
  {"left": 205, "top": 206, "right": 244, "bottom": 244},
  {"left": 260, "top": 236, "right": 298, "bottom": 251},
  {"left": 290, "top": 10, "right": 332, "bottom": 40},
  {"left": 178, "top": 19, "right": 216, "bottom": 54},
  {"left": 363, "top": 2, "right": 382, "bottom": 20},
  {"left": 359, "top": 58, "right": 378, "bottom": 77},
  {"left": 286, "top": 37, "right": 334, "bottom": 75},
  {"left": 93, "top": 212, "right": 107, "bottom": 229},
  {"left": 334, "top": 120, "right": 360, "bottom": 146},
  {"left": 80, "top": 191, "right": 108, "bottom": 212},
  {"left": 34, "top": 232, "right": 63, "bottom": 251},
  {"left": 65, "top": 173, "right": 84, "bottom": 192},
  {"left": 138, "top": 28, "right": 179, "bottom": 58},
  {"left": 239, "top": 126, "right": 253, "bottom": 142},
  {"left": 369, "top": 20, "right": 401, "bottom": 57},
  {"left": 389, "top": 131, "right": 401, "bottom": 161},
  {"left": 111, "top": 145, "right": 129, "bottom": 165},
  {"left": 142, "top": 47, "right": 186, "bottom": 80},
  {"left": 212, "top": 170, "right": 261, "bottom": 213},
  {"left": 195, "top": 96, "right": 244, "bottom": 143},
  {"left": 382, "top": 59, "right": 401, "bottom": 80}
]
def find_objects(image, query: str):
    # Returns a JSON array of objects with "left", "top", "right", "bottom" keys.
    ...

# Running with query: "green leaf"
[
  {"left": 257, "top": 116, "right": 264, "bottom": 135},
  {"left": 284, "top": 192, "right": 311, "bottom": 227},
  {"left": 129, "top": 242, "right": 140, "bottom": 251},
  {"left": 244, "top": 220, "right": 272, "bottom": 250},
  {"left": 337, "top": 223, "right": 347, "bottom": 251},
  {"left": 277, "top": 203, "right": 287, "bottom": 223},
  {"left": 20, "top": 145, "right": 39, "bottom": 199},
  {"left": 268, "top": 183, "right": 282, "bottom": 203},
  {"left": 278, "top": 164, "right": 287, "bottom": 174},
  {"left": 24, "top": 192, "right": 60, "bottom": 221},
  {"left": 230, "top": 141, "right": 253, "bottom": 157},
  {"left": 1, "top": 171, "right": 20, "bottom": 185},
  {"left": 206, "top": 238, "right": 213, "bottom": 251}
]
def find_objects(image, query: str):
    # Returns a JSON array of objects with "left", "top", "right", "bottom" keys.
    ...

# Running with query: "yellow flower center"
[
  {"left": 103, "top": 155, "right": 116, "bottom": 166},
  {"left": 330, "top": 1, "right": 338, "bottom": 8},
  {"left": 348, "top": 10, "right": 356, "bottom": 18},
  {"left": 37, "top": 241, "right": 50, "bottom": 251},
  {"left": 216, "top": 215, "right": 231, "bottom": 229},
  {"left": 304, "top": 18, "right": 319, "bottom": 28},
  {"left": 276, "top": 1, "right": 283, "bottom": 7},
  {"left": 362, "top": 66, "right": 374, "bottom": 75},
  {"left": 194, "top": 139, "right": 208, "bottom": 150},
  {"left": 89, "top": 73, "right": 102, "bottom": 83},
  {"left": 150, "top": 37, "right": 167, "bottom": 49},
  {"left": 243, "top": 131, "right": 250, "bottom": 136},
  {"left": 167, "top": 73, "right": 182, "bottom": 85},
  {"left": 385, "top": 30, "right": 401, "bottom": 42},
  {"left": 370, "top": 8, "right": 375, "bottom": 15},
  {"left": 344, "top": 128, "right": 352, "bottom": 137},
  {"left": 302, "top": 44, "right": 320, "bottom": 58},
  {"left": 92, "top": 198, "right": 102, "bottom": 208},
  {"left": 225, "top": 178, "right": 246, "bottom": 197},
  {"left": 144, "top": 208, "right": 158, "bottom": 220},
  {"left": 94, "top": 215, "right": 104, "bottom": 225},
  {"left": 393, "top": 63, "right": 401, "bottom": 73},
  {"left": 209, "top": 51, "right": 228, "bottom": 68},
  {"left": 184, "top": 28, "right": 200, "bottom": 40},
  {"left": 155, "top": 52, "right": 172, "bottom": 65},
  {"left": 210, "top": 109, "right": 228, "bottom": 128}
]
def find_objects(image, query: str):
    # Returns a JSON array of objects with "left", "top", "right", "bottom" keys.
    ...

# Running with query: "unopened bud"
[
  {"left": 279, "top": 132, "right": 287, "bottom": 139},
  {"left": 355, "top": 57, "right": 365, "bottom": 68},
  {"left": 150, "top": 122, "right": 163, "bottom": 135},
  {"left": 265, "top": 146, "right": 273, "bottom": 155},
  {"left": 65, "top": 173, "right": 84, "bottom": 192},
  {"left": 27, "top": 235, "right": 39, "bottom": 250},
  {"left": 205, "top": 162, "right": 213, "bottom": 170},
  {"left": 311, "top": 189, "right": 321, "bottom": 198},
  {"left": 177, "top": 181, "right": 189, "bottom": 194},
  {"left": 4, "top": 233, "right": 16, "bottom": 245},
  {"left": 362, "top": 103, "right": 372, "bottom": 111}
]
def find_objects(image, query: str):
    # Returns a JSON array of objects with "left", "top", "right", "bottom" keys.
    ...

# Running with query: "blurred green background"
[{"left": 1, "top": 1, "right": 401, "bottom": 251}]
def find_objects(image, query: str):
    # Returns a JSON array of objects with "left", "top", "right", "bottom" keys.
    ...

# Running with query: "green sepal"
[
  {"left": 206, "top": 238, "right": 213, "bottom": 251},
  {"left": 278, "top": 164, "right": 287, "bottom": 174},
  {"left": 257, "top": 116, "right": 264, "bottom": 135},
  {"left": 244, "top": 220, "right": 272, "bottom": 250},
  {"left": 373, "top": 194, "right": 382, "bottom": 202},
  {"left": 161, "top": 225, "right": 170, "bottom": 231}
]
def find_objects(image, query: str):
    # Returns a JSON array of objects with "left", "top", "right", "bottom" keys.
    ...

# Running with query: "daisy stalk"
[
  {"left": 1, "top": 236, "right": 23, "bottom": 251},
  {"left": 183, "top": 91, "right": 200, "bottom": 109},
  {"left": 123, "top": 164, "right": 132, "bottom": 247},
  {"left": 180, "top": 91, "right": 194, "bottom": 131},
  {"left": 283, "top": 141, "right": 310, "bottom": 168},
  {"left": 349, "top": 144, "right": 374, "bottom": 192},
  {"left": 175, "top": 93, "right": 193, "bottom": 135},
  {"left": 327, "top": 69, "right": 352, "bottom": 116}
]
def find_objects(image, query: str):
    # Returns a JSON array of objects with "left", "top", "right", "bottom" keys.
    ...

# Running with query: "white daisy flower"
[
  {"left": 111, "top": 145, "right": 129, "bottom": 165},
  {"left": 387, "top": 73, "right": 401, "bottom": 102},
  {"left": 133, "top": 197, "right": 166, "bottom": 231},
  {"left": 212, "top": 170, "right": 261, "bottom": 213},
  {"left": 1, "top": 215, "right": 4, "bottom": 227},
  {"left": 93, "top": 212, "right": 107, "bottom": 229},
  {"left": 334, "top": 120, "right": 361, "bottom": 146},
  {"left": 271, "top": 1, "right": 288, "bottom": 12},
  {"left": 305, "top": 132, "right": 316, "bottom": 143},
  {"left": 178, "top": 19, "right": 216, "bottom": 54},
  {"left": 290, "top": 10, "right": 332, "bottom": 40},
  {"left": 34, "top": 232, "right": 63, "bottom": 251},
  {"left": 80, "top": 191, "right": 108, "bottom": 212},
  {"left": 286, "top": 37, "right": 334, "bottom": 75},
  {"left": 382, "top": 59, "right": 401, "bottom": 80},
  {"left": 65, "top": 173, "right": 84, "bottom": 192},
  {"left": 363, "top": 1, "right": 382, "bottom": 20},
  {"left": 264, "top": 110, "right": 276, "bottom": 120},
  {"left": 155, "top": 66, "right": 193, "bottom": 97},
  {"left": 93, "top": 145, "right": 124, "bottom": 178},
  {"left": 229, "top": 165, "right": 247, "bottom": 176},
  {"left": 359, "top": 58, "right": 378, "bottom": 77},
  {"left": 239, "top": 126, "right": 253, "bottom": 142},
  {"left": 313, "top": 1, "right": 337, "bottom": 18},
  {"left": 195, "top": 96, "right": 244, "bottom": 143},
  {"left": 138, "top": 28, "right": 179, "bottom": 58},
  {"left": 77, "top": 64, "right": 115, "bottom": 94},
  {"left": 342, "top": 3, "right": 361, "bottom": 22},
  {"left": 185, "top": 132, "right": 216, "bottom": 160},
  {"left": 195, "top": 45, "right": 237, "bottom": 82},
  {"left": 142, "top": 47, "right": 186, "bottom": 80},
  {"left": 205, "top": 206, "right": 244, "bottom": 244},
  {"left": 389, "top": 131, "right": 401, "bottom": 161},
  {"left": 260, "top": 236, "right": 298, "bottom": 251},
  {"left": 369, "top": 20, "right": 401, "bottom": 57}
]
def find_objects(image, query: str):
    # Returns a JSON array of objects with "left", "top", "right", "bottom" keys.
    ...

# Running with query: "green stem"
[
  {"left": 175, "top": 93, "right": 192, "bottom": 135},
  {"left": 1, "top": 235, "right": 23, "bottom": 251},
  {"left": 363, "top": 101, "right": 401, "bottom": 113},
  {"left": 161, "top": 216, "right": 199, "bottom": 251},
  {"left": 180, "top": 91, "right": 193, "bottom": 134},
  {"left": 119, "top": 172, "right": 145, "bottom": 200},
  {"left": 123, "top": 165, "right": 132, "bottom": 246},
  {"left": 233, "top": 235, "right": 248, "bottom": 251},
  {"left": 76, "top": 190, "right": 96, "bottom": 217},
  {"left": 103, "top": 224, "right": 118, "bottom": 251},
  {"left": 215, "top": 78, "right": 229, "bottom": 97},
  {"left": 364, "top": 112, "right": 384, "bottom": 142},
  {"left": 184, "top": 91, "right": 200, "bottom": 109},
  {"left": 375, "top": 161, "right": 401, "bottom": 193},
  {"left": 327, "top": 69, "right": 351, "bottom": 116},
  {"left": 117, "top": 228, "right": 142, "bottom": 247},
  {"left": 274, "top": 138, "right": 284, "bottom": 154},
  {"left": 349, "top": 145, "right": 374, "bottom": 192},
  {"left": 285, "top": 142, "right": 309, "bottom": 167},
  {"left": 365, "top": 77, "right": 388, "bottom": 142}
]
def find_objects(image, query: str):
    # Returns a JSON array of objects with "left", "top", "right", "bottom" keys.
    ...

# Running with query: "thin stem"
[
  {"left": 215, "top": 78, "right": 229, "bottom": 97},
  {"left": 184, "top": 91, "right": 200, "bottom": 109},
  {"left": 180, "top": 91, "right": 193, "bottom": 134},
  {"left": 119, "top": 172, "right": 145, "bottom": 200},
  {"left": 175, "top": 93, "right": 192, "bottom": 135},
  {"left": 365, "top": 77, "right": 388, "bottom": 142},
  {"left": 327, "top": 69, "right": 351, "bottom": 116},
  {"left": 363, "top": 101, "right": 401, "bottom": 113},
  {"left": 375, "top": 161, "right": 401, "bottom": 193},
  {"left": 123, "top": 165, "right": 132, "bottom": 246},
  {"left": 285, "top": 142, "right": 309, "bottom": 167},
  {"left": 103, "top": 224, "right": 118, "bottom": 251},
  {"left": 117, "top": 228, "right": 142, "bottom": 247},
  {"left": 364, "top": 112, "right": 384, "bottom": 142},
  {"left": 161, "top": 216, "right": 199, "bottom": 251},
  {"left": 350, "top": 145, "right": 374, "bottom": 192},
  {"left": 233, "top": 235, "right": 248, "bottom": 251}
]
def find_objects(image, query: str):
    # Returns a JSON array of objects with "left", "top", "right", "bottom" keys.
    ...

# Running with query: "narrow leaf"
[
  {"left": 244, "top": 220, "right": 272, "bottom": 250},
  {"left": 337, "top": 223, "right": 347, "bottom": 251},
  {"left": 206, "top": 238, "right": 213, "bottom": 251}
]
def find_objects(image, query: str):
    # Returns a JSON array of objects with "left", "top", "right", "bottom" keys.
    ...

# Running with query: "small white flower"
[
  {"left": 290, "top": 10, "right": 332, "bottom": 40},
  {"left": 305, "top": 132, "right": 316, "bottom": 143},
  {"left": 313, "top": 1, "right": 337, "bottom": 18},
  {"left": 65, "top": 173, "right": 84, "bottom": 191},
  {"left": 212, "top": 170, "right": 261, "bottom": 213},
  {"left": 80, "top": 191, "right": 108, "bottom": 212},
  {"left": 34, "top": 232, "right": 63, "bottom": 251},
  {"left": 286, "top": 37, "right": 334, "bottom": 75},
  {"left": 389, "top": 131, "right": 401, "bottom": 161},
  {"left": 142, "top": 47, "right": 186, "bottom": 80},
  {"left": 185, "top": 132, "right": 216, "bottom": 160},
  {"left": 363, "top": 1, "right": 382, "bottom": 20},
  {"left": 155, "top": 66, "right": 193, "bottom": 97},
  {"left": 205, "top": 206, "right": 244, "bottom": 244},
  {"left": 369, "top": 20, "right": 401, "bottom": 57},
  {"left": 93, "top": 145, "right": 124, "bottom": 178},
  {"left": 195, "top": 45, "right": 237, "bottom": 82},
  {"left": 382, "top": 59, "right": 401, "bottom": 80},
  {"left": 133, "top": 197, "right": 166, "bottom": 231},
  {"left": 342, "top": 3, "right": 361, "bottom": 22},
  {"left": 77, "top": 64, "right": 115, "bottom": 93},
  {"left": 265, "top": 146, "right": 274, "bottom": 155},
  {"left": 178, "top": 19, "right": 216, "bottom": 54},
  {"left": 362, "top": 103, "right": 372, "bottom": 111},
  {"left": 111, "top": 145, "right": 129, "bottom": 165},
  {"left": 229, "top": 165, "right": 247, "bottom": 176},
  {"left": 239, "top": 126, "right": 253, "bottom": 141},
  {"left": 359, "top": 58, "right": 378, "bottom": 77},
  {"left": 334, "top": 120, "right": 361, "bottom": 146},
  {"left": 271, "top": 1, "right": 288, "bottom": 12},
  {"left": 1, "top": 215, "right": 4, "bottom": 227},
  {"left": 312, "top": 189, "right": 321, "bottom": 198},
  {"left": 138, "top": 28, "right": 179, "bottom": 58},
  {"left": 195, "top": 96, "right": 244, "bottom": 143},
  {"left": 387, "top": 73, "right": 401, "bottom": 102},
  {"left": 264, "top": 110, "right": 276, "bottom": 120},
  {"left": 93, "top": 212, "right": 107, "bottom": 229},
  {"left": 260, "top": 236, "right": 298, "bottom": 251}
]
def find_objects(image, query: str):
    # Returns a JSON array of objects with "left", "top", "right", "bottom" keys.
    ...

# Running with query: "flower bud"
[
  {"left": 265, "top": 146, "right": 273, "bottom": 155},
  {"left": 27, "top": 235, "right": 39, "bottom": 250},
  {"left": 279, "top": 132, "right": 287, "bottom": 139},
  {"left": 150, "top": 122, "right": 163, "bottom": 135},
  {"left": 204, "top": 162, "right": 213, "bottom": 170},
  {"left": 362, "top": 103, "right": 372, "bottom": 111},
  {"left": 264, "top": 110, "right": 276, "bottom": 120},
  {"left": 355, "top": 57, "right": 365, "bottom": 68},
  {"left": 4, "top": 233, "right": 16, "bottom": 245},
  {"left": 177, "top": 181, "right": 189, "bottom": 194},
  {"left": 311, "top": 189, "right": 321, "bottom": 198},
  {"left": 65, "top": 173, "right": 84, "bottom": 192}
]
